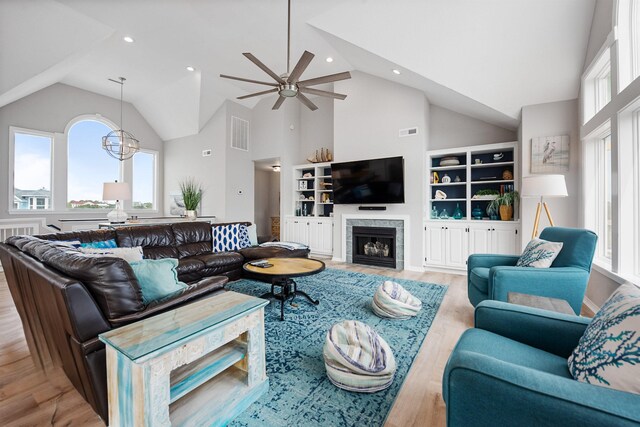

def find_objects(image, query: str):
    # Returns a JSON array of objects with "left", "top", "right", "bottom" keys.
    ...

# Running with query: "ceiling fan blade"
[
  {"left": 220, "top": 74, "right": 278, "bottom": 87},
  {"left": 297, "top": 92, "right": 318, "bottom": 111},
  {"left": 236, "top": 88, "right": 278, "bottom": 100},
  {"left": 288, "top": 50, "right": 314, "bottom": 84},
  {"left": 297, "top": 71, "right": 351, "bottom": 87},
  {"left": 243, "top": 53, "right": 286, "bottom": 84},
  {"left": 299, "top": 87, "right": 347, "bottom": 100},
  {"left": 272, "top": 96, "right": 286, "bottom": 110}
]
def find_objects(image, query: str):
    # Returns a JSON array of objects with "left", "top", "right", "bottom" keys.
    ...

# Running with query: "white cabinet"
[
  {"left": 283, "top": 217, "right": 333, "bottom": 256},
  {"left": 425, "top": 221, "right": 519, "bottom": 271},
  {"left": 425, "top": 222, "right": 468, "bottom": 269}
]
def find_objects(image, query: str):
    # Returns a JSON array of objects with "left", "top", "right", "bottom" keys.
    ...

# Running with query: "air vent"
[
  {"left": 399, "top": 127, "right": 419, "bottom": 137},
  {"left": 231, "top": 116, "right": 249, "bottom": 151}
]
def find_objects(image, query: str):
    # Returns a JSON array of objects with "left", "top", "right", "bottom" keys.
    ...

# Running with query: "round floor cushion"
[
  {"left": 372, "top": 281, "right": 422, "bottom": 319},
  {"left": 323, "top": 320, "right": 396, "bottom": 393}
]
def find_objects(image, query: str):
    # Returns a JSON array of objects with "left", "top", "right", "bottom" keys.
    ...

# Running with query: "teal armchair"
[
  {"left": 468, "top": 227, "right": 597, "bottom": 314},
  {"left": 443, "top": 301, "right": 640, "bottom": 426}
]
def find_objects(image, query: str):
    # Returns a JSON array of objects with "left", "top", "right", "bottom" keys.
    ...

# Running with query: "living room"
[{"left": 1, "top": 0, "right": 639, "bottom": 426}]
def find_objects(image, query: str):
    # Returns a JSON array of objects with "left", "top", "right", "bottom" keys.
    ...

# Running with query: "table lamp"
[
  {"left": 103, "top": 181, "right": 131, "bottom": 224},
  {"left": 521, "top": 174, "right": 568, "bottom": 238}
]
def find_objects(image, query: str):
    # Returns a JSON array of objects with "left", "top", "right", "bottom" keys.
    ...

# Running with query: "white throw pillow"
[
  {"left": 245, "top": 224, "right": 258, "bottom": 246},
  {"left": 515, "top": 238, "right": 563, "bottom": 268},
  {"left": 78, "top": 246, "right": 144, "bottom": 264},
  {"left": 568, "top": 282, "right": 640, "bottom": 394}
]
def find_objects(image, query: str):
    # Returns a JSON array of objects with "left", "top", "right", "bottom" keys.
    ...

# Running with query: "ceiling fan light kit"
[{"left": 220, "top": 0, "right": 351, "bottom": 111}]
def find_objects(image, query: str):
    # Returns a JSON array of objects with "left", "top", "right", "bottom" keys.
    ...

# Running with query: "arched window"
[{"left": 67, "top": 118, "right": 120, "bottom": 209}]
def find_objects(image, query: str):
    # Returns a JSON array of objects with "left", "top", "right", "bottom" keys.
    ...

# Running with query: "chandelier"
[{"left": 102, "top": 77, "right": 140, "bottom": 161}]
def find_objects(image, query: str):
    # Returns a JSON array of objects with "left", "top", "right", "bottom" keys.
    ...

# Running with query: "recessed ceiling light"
[
  {"left": 123, "top": 36, "right": 134, "bottom": 43},
  {"left": 325, "top": 57, "right": 334, "bottom": 63},
  {"left": 186, "top": 66, "right": 195, "bottom": 72},
  {"left": 392, "top": 69, "right": 401, "bottom": 75}
]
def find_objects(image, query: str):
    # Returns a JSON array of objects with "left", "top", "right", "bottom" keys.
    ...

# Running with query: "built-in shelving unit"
[{"left": 292, "top": 162, "right": 333, "bottom": 218}]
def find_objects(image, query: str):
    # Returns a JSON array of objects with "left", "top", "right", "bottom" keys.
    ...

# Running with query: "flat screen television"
[{"left": 331, "top": 156, "right": 405, "bottom": 204}]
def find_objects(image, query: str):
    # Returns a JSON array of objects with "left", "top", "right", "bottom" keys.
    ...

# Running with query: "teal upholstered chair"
[
  {"left": 467, "top": 227, "right": 597, "bottom": 314},
  {"left": 443, "top": 301, "right": 640, "bottom": 426}
]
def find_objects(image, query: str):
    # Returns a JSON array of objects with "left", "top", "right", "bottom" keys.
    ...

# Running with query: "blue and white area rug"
[{"left": 227, "top": 268, "right": 447, "bottom": 427}]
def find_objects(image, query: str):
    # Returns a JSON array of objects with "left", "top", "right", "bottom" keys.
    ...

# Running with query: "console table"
[{"left": 99, "top": 291, "right": 269, "bottom": 426}]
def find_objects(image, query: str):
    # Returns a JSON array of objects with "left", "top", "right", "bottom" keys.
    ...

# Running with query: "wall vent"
[
  {"left": 399, "top": 127, "right": 419, "bottom": 137},
  {"left": 231, "top": 116, "right": 249, "bottom": 151}
]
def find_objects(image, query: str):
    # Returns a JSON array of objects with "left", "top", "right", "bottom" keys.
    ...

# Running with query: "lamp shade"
[
  {"left": 103, "top": 182, "right": 131, "bottom": 201},
  {"left": 521, "top": 175, "right": 568, "bottom": 198}
]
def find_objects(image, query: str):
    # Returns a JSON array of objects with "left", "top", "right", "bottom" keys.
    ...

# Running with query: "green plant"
[
  {"left": 475, "top": 189, "right": 500, "bottom": 196},
  {"left": 179, "top": 178, "right": 203, "bottom": 211},
  {"left": 489, "top": 191, "right": 520, "bottom": 211}
]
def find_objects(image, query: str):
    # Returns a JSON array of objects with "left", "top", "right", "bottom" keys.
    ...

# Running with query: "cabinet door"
[
  {"left": 308, "top": 219, "right": 333, "bottom": 255},
  {"left": 491, "top": 225, "right": 518, "bottom": 255},
  {"left": 468, "top": 225, "right": 492, "bottom": 255},
  {"left": 424, "top": 224, "right": 446, "bottom": 266},
  {"left": 295, "top": 220, "right": 310, "bottom": 246},
  {"left": 445, "top": 224, "right": 469, "bottom": 269},
  {"left": 283, "top": 218, "right": 295, "bottom": 242}
]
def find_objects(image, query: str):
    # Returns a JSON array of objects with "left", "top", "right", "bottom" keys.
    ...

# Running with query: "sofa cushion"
[
  {"left": 568, "top": 282, "right": 640, "bottom": 393},
  {"left": 37, "top": 229, "right": 117, "bottom": 245},
  {"left": 238, "top": 245, "right": 309, "bottom": 261},
  {"left": 195, "top": 252, "right": 244, "bottom": 269},
  {"left": 177, "top": 257, "right": 206, "bottom": 276},
  {"left": 115, "top": 225, "right": 179, "bottom": 259},
  {"left": 172, "top": 222, "right": 213, "bottom": 258},
  {"left": 130, "top": 258, "right": 187, "bottom": 304},
  {"left": 469, "top": 267, "right": 490, "bottom": 295}
]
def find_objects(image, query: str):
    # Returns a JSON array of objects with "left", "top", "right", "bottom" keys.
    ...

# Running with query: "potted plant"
[
  {"left": 179, "top": 178, "right": 203, "bottom": 220},
  {"left": 489, "top": 191, "right": 519, "bottom": 221}
]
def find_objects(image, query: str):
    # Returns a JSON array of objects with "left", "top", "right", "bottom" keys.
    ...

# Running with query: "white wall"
[
  {"left": 0, "top": 83, "right": 164, "bottom": 224},
  {"left": 333, "top": 71, "right": 429, "bottom": 269},
  {"left": 300, "top": 95, "right": 334, "bottom": 162},
  {"left": 429, "top": 105, "right": 516, "bottom": 150},
  {"left": 583, "top": 0, "right": 614, "bottom": 69},
  {"left": 224, "top": 101, "right": 253, "bottom": 222}
]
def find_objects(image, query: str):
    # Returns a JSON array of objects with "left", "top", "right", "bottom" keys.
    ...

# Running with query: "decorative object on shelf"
[
  {"left": 101, "top": 77, "right": 140, "bottom": 161},
  {"left": 441, "top": 174, "right": 451, "bottom": 184},
  {"left": 489, "top": 190, "right": 520, "bottom": 221},
  {"left": 453, "top": 203, "right": 463, "bottom": 220},
  {"left": 321, "top": 193, "right": 330, "bottom": 203},
  {"left": 303, "top": 172, "right": 313, "bottom": 178},
  {"left": 439, "top": 156, "right": 460, "bottom": 166},
  {"left": 179, "top": 178, "right": 203, "bottom": 221},
  {"left": 502, "top": 169, "right": 513, "bottom": 180},
  {"left": 472, "top": 189, "right": 499, "bottom": 200},
  {"left": 319, "top": 181, "right": 332, "bottom": 189},
  {"left": 432, "top": 171, "right": 439, "bottom": 183},
  {"left": 302, "top": 203, "right": 308, "bottom": 216},
  {"left": 493, "top": 153, "right": 504, "bottom": 161},
  {"left": 521, "top": 175, "right": 568, "bottom": 237},
  {"left": 439, "top": 209, "right": 450, "bottom": 219},
  {"left": 430, "top": 206, "right": 438, "bottom": 219},
  {"left": 475, "top": 159, "right": 483, "bottom": 164},
  {"left": 299, "top": 194, "right": 306, "bottom": 199},
  {"left": 296, "top": 207, "right": 301, "bottom": 216},
  {"left": 486, "top": 203, "right": 498, "bottom": 220},
  {"left": 477, "top": 176, "right": 498, "bottom": 180},
  {"left": 454, "top": 175, "right": 461, "bottom": 182},
  {"left": 435, "top": 189, "right": 447, "bottom": 199},
  {"left": 299, "top": 180, "right": 308, "bottom": 190},
  {"left": 308, "top": 196, "right": 314, "bottom": 201},
  {"left": 103, "top": 181, "right": 131, "bottom": 224},
  {"left": 472, "top": 205, "right": 483, "bottom": 220},
  {"left": 531, "top": 135, "right": 570, "bottom": 173}
]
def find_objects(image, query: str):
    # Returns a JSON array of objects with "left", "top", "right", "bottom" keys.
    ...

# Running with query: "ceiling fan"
[{"left": 220, "top": 0, "right": 351, "bottom": 111}]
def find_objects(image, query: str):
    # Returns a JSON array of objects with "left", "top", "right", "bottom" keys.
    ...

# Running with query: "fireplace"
[{"left": 352, "top": 226, "right": 396, "bottom": 268}]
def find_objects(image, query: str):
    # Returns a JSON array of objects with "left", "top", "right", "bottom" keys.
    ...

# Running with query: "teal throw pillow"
[
  {"left": 81, "top": 239, "right": 118, "bottom": 249},
  {"left": 129, "top": 258, "right": 187, "bottom": 305}
]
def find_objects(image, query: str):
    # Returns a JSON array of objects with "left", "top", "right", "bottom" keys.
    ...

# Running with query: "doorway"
[{"left": 254, "top": 158, "right": 281, "bottom": 241}]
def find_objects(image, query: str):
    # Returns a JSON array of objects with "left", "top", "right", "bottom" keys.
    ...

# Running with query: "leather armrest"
[{"left": 109, "top": 276, "right": 228, "bottom": 327}]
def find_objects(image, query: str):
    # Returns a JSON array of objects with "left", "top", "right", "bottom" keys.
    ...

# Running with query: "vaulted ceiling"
[{"left": 0, "top": 0, "right": 595, "bottom": 140}]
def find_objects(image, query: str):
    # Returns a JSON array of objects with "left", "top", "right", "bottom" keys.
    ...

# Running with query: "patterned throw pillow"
[
  {"left": 78, "top": 246, "right": 144, "bottom": 263},
  {"left": 212, "top": 224, "right": 251, "bottom": 253},
  {"left": 568, "top": 283, "right": 640, "bottom": 393},
  {"left": 516, "top": 238, "right": 563, "bottom": 268},
  {"left": 80, "top": 239, "right": 118, "bottom": 249}
]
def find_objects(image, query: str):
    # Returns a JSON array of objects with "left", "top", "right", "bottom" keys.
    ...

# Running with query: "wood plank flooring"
[{"left": 0, "top": 263, "right": 593, "bottom": 426}]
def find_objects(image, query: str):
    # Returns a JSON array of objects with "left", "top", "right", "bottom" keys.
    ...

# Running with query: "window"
[
  {"left": 132, "top": 151, "right": 157, "bottom": 210},
  {"left": 616, "top": 0, "right": 640, "bottom": 91},
  {"left": 583, "top": 48, "right": 612, "bottom": 123},
  {"left": 10, "top": 128, "right": 53, "bottom": 211},
  {"left": 67, "top": 120, "right": 120, "bottom": 209}
]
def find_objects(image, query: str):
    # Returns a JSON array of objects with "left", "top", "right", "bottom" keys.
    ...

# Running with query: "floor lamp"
[{"left": 521, "top": 175, "right": 568, "bottom": 239}]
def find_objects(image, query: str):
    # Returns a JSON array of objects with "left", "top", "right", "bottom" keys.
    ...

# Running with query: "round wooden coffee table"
[{"left": 243, "top": 258, "right": 325, "bottom": 320}]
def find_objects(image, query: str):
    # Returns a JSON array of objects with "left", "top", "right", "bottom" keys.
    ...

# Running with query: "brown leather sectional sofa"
[{"left": 0, "top": 221, "right": 308, "bottom": 423}]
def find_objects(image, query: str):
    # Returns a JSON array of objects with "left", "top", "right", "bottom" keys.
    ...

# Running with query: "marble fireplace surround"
[{"left": 341, "top": 214, "right": 411, "bottom": 271}]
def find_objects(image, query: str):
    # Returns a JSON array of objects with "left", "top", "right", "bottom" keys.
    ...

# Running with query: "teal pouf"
[
  {"left": 372, "top": 281, "right": 422, "bottom": 319},
  {"left": 323, "top": 320, "right": 396, "bottom": 393}
]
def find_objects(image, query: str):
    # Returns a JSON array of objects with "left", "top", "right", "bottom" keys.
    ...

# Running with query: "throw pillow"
[
  {"left": 516, "top": 238, "right": 563, "bottom": 268},
  {"left": 245, "top": 224, "right": 258, "bottom": 246},
  {"left": 129, "top": 258, "right": 187, "bottom": 305},
  {"left": 212, "top": 224, "right": 251, "bottom": 252},
  {"left": 78, "top": 246, "right": 144, "bottom": 263},
  {"left": 81, "top": 239, "right": 118, "bottom": 249},
  {"left": 568, "top": 282, "right": 640, "bottom": 393},
  {"left": 54, "top": 240, "right": 82, "bottom": 248}
]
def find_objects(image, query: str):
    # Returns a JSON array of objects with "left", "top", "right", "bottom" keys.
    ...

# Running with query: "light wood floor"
[{"left": 0, "top": 263, "right": 592, "bottom": 426}]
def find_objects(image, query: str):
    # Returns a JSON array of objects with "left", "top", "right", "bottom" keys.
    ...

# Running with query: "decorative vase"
[
  {"left": 486, "top": 204, "right": 498, "bottom": 220},
  {"left": 439, "top": 209, "right": 449, "bottom": 219},
  {"left": 499, "top": 205, "right": 513, "bottom": 221},
  {"left": 441, "top": 174, "right": 451, "bottom": 184},
  {"left": 453, "top": 203, "right": 463, "bottom": 220},
  {"left": 472, "top": 205, "right": 483, "bottom": 220},
  {"left": 185, "top": 210, "right": 197, "bottom": 221},
  {"left": 430, "top": 206, "right": 438, "bottom": 219}
]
